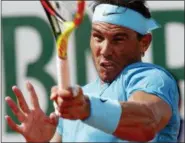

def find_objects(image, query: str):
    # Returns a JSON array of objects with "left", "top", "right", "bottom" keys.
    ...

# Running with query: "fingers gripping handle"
[{"left": 53, "top": 85, "right": 80, "bottom": 116}]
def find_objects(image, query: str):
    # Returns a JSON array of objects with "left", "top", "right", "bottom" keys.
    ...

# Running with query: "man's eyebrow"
[
  {"left": 113, "top": 32, "right": 129, "bottom": 37},
  {"left": 91, "top": 27, "right": 102, "bottom": 33}
]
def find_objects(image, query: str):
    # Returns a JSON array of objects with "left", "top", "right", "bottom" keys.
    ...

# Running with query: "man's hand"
[
  {"left": 5, "top": 81, "right": 58, "bottom": 142},
  {"left": 50, "top": 86, "right": 90, "bottom": 120}
]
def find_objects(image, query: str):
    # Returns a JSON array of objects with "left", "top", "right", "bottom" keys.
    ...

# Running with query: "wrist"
[{"left": 82, "top": 96, "right": 122, "bottom": 134}]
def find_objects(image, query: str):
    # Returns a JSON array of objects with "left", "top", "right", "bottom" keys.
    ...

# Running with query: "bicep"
[
  {"left": 128, "top": 91, "right": 172, "bottom": 131},
  {"left": 50, "top": 131, "right": 62, "bottom": 142}
]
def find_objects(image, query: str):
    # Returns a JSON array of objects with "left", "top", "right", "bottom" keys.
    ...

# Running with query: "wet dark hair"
[{"left": 92, "top": 0, "right": 152, "bottom": 40}]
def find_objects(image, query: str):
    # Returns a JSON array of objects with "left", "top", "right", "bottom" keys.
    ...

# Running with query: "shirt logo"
[
  {"left": 102, "top": 9, "right": 126, "bottom": 16},
  {"left": 100, "top": 98, "right": 108, "bottom": 103},
  {"left": 102, "top": 11, "right": 123, "bottom": 16}
]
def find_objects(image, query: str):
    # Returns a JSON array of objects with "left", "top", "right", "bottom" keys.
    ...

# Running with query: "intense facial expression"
[{"left": 90, "top": 22, "right": 151, "bottom": 83}]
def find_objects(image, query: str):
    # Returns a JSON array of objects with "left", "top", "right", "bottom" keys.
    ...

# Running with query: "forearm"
[
  {"left": 113, "top": 101, "right": 159, "bottom": 141},
  {"left": 83, "top": 96, "right": 161, "bottom": 142},
  {"left": 83, "top": 96, "right": 122, "bottom": 134}
]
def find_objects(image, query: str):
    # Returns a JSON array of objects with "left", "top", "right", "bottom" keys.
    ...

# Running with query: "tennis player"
[{"left": 5, "top": 0, "right": 180, "bottom": 142}]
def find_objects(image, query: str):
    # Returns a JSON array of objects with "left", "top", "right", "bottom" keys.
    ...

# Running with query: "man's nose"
[{"left": 100, "top": 40, "right": 113, "bottom": 57}]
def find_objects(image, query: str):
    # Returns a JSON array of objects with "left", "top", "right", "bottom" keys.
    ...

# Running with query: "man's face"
[{"left": 90, "top": 22, "right": 149, "bottom": 83}]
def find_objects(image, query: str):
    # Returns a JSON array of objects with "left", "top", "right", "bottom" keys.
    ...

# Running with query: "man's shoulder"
[
  {"left": 122, "top": 62, "right": 175, "bottom": 80},
  {"left": 119, "top": 62, "right": 178, "bottom": 89},
  {"left": 123, "top": 62, "right": 179, "bottom": 107}
]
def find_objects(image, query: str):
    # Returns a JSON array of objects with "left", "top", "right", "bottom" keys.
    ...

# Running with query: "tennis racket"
[{"left": 40, "top": 0, "right": 85, "bottom": 114}]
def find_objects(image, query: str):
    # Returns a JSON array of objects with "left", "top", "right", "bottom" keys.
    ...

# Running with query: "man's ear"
[{"left": 140, "top": 33, "right": 152, "bottom": 53}]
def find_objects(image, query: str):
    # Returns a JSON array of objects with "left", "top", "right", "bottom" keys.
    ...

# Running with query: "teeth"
[
  {"left": 104, "top": 65, "right": 113, "bottom": 68},
  {"left": 100, "top": 62, "right": 114, "bottom": 69}
]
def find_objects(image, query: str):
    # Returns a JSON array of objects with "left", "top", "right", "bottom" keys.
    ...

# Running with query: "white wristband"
[{"left": 83, "top": 96, "right": 122, "bottom": 134}]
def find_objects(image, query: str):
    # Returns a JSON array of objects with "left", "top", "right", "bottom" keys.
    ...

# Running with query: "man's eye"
[
  {"left": 93, "top": 34, "right": 104, "bottom": 42},
  {"left": 114, "top": 36, "right": 128, "bottom": 42},
  {"left": 114, "top": 38, "right": 123, "bottom": 41}
]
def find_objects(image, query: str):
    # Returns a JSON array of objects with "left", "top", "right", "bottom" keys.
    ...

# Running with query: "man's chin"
[{"left": 99, "top": 74, "right": 114, "bottom": 83}]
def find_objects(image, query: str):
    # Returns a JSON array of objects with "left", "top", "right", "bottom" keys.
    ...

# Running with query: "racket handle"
[
  {"left": 56, "top": 56, "right": 70, "bottom": 89},
  {"left": 53, "top": 101, "right": 59, "bottom": 116},
  {"left": 54, "top": 57, "right": 70, "bottom": 116}
]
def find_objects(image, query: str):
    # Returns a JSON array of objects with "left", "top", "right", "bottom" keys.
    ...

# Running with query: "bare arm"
[
  {"left": 113, "top": 91, "right": 172, "bottom": 142},
  {"left": 50, "top": 84, "right": 172, "bottom": 142}
]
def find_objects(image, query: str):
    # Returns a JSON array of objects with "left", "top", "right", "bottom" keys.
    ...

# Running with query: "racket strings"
[
  {"left": 41, "top": 0, "right": 66, "bottom": 23},
  {"left": 41, "top": 0, "right": 85, "bottom": 59},
  {"left": 55, "top": 0, "right": 85, "bottom": 59}
]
